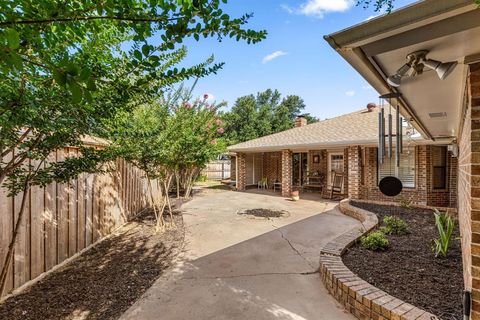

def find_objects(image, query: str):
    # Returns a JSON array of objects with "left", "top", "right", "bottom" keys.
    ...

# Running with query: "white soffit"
[
  {"left": 325, "top": 1, "right": 480, "bottom": 140},
  {"left": 374, "top": 25, "right": 480, "bottom": 138}
]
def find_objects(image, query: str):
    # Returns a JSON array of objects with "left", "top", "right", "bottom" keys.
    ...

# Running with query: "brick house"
[
  {"left": 228, "top": 107, "right": 457, "bottom": 208},
  {"left": 323, "top": 0, "right": 480, "bottom": 317}
]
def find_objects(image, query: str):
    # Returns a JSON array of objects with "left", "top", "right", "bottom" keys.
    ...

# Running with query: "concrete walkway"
[{"left": 121, "top": 188, "right": 358, "bottom": 320}]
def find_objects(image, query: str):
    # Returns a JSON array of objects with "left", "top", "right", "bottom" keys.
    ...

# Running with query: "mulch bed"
[
  {"left": 0, "top": 210, "right": 184, "bottom": 320},
  {"left": 343, "top": 201, "right": 463, "bottom": 320},
  {"left": 237, "top": 208, "right": 288, "bottom": 218}
]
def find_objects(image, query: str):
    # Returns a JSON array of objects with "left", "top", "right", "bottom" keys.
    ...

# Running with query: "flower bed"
[{"left": 343, "top": 201, "right": 462, "bottom": 320}]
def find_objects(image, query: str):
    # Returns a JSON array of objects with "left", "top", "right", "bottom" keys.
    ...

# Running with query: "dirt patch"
[
  {"left": 0, "top": 210, "right": 184, "bottom": 320},
  {"left": 237, "top": 208, "right": 289, "bottom": 219},
  {"left": 343, "top": 202, "right": 462, "bottom": 320}
]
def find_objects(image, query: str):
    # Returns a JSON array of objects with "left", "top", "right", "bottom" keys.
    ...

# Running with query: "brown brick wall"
[
  {"left": 236, "top": 153, "right": 246, "bottom": 191},
  {"left": 355, "top": 146, "right": 456, "bottom": 207},
  {"left": 230, "top": 156, "right": 236, "bottom": 181},
  {"left": 344, "top": 148, "right": 349, "bottom": 196},
  {"left": 359, "top": 146, "right": 428, "bottom": 205},
  {"left": 460, "top": 62, "right": 480, "bottom": 319},
  {"left": 450, "top": 154, "right": 458, "bottom": 207},
  {"left": 347, "top": 146, "right": 361, "bottom": 199},
  {"left": 308, "top": 150, "right": 327, "bottom": 176},
  {"left": 426, "top": 148, "right": 458, "bottom": 208},
  {"left": 281, "top": 149, "right": 292, "bottom": 197},
  {"left": 263, "top": 152, "right": 282, "bottom": 186}
]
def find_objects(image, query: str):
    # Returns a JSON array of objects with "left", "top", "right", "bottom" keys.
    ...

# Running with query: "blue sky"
[{"left": 180, "top": 0, "right": 415, "bottom": 120}]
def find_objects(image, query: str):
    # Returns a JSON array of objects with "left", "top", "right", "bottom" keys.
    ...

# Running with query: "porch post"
[
  {"left": 347, "top": 146, "right": 361, "bottom": 199},
  {"left": 281, "top": 149, "right": 292, "bottom": 197},
  {"left": 236, "top": 153, "right": 247, "bottom": 191}
]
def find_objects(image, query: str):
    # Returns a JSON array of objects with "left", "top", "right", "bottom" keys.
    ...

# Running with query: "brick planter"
[{"left": 319, "top": 199, "right": 440, "bottom": 320}]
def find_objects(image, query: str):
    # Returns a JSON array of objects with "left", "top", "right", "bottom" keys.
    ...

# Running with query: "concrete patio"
[{"left": 121, "top": 187, "right": 359, "bottom": 320}]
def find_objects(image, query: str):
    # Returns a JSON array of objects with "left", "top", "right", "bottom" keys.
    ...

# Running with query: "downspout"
[{"left": 464, "top": 290, "right": 471, "bottom": 320}]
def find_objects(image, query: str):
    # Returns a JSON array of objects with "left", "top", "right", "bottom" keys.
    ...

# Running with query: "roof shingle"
[{"left": 228, "top": 108, "right": 389, "bottom": 152}]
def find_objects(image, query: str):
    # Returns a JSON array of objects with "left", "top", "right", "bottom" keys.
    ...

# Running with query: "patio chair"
[
  {"left": 257, "top": 177, "right": 268, "bottom": 189},
  {"left": 322, "top": 171, "right": 344, "bottom": 199},
  {"left": 273, "top": 180, "right": 282, "bottom": 192}
]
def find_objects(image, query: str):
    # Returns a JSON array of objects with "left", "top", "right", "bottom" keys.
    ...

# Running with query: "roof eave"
[
  {"left": 326, "top": 0, "right": 475, "bottom": 49},
  {"left": 227, "top": 137, "right": 450, "bottom": 153},
  {"left": 324, "top": 0, "right": 477, "bottom": 141}
]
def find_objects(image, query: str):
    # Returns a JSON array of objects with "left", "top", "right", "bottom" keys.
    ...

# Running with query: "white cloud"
[
  {"left": 345, "top": 90, "right": 355, "bottom": 96},
  {"left": 280, "top": 4, "right": 295, "bottom": 14},
  {"left": 283, "top": 0, "right": 354, "bottom": 18},
  {"left": 262, "top": 50, "right": 288, "bottom": 64},
  {"left": 362, "top": 85, "right": 373, "bottom": 90}
]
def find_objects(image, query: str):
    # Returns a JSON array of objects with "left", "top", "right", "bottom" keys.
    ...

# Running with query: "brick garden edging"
[{"left": 319, "top": 199, "right": 440, "bottom": 320}]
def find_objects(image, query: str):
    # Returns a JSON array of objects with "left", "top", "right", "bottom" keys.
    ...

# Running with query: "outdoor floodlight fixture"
[
  {"left": 422, "top": 58, "right": 458, "bottom": 80},
  {"left": 387, "top": 63, "right": 412, "bottom": 87},
  {"left": 386, "top": 50, "right": 458, "bottom": 88}
]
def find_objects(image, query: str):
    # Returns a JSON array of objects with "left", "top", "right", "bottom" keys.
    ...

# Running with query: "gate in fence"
[{"left": 203, "top": 159, "right": 231, "bottom": 180}]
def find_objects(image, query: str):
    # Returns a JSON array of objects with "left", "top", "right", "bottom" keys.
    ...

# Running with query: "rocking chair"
[{"left": 322, "top": 171, "right": 344, "bottom": 199}]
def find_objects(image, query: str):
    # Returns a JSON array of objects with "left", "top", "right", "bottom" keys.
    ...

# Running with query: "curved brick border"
[{"left": 320, "top": 199, "right": 440, "bottom": 320}]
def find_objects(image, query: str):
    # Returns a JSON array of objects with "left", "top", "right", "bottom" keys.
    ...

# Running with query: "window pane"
[
  {"left": 432, "top": 146, "right": 447, "bottom": 189},
  {"left": 378, "top": 147, "right": 415, "bottom": 188}
]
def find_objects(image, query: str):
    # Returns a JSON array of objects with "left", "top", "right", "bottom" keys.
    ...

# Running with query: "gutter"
[{"left": 227, "top": 137, "right": 452, "bottom": 153}]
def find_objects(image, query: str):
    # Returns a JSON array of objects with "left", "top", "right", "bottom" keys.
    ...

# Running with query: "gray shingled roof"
[{"left": 228, "top": 108, "right": 387, "bottom": 152}]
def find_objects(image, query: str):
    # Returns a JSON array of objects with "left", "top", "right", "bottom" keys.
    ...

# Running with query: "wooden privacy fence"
[
  {"left": 0, "top": 147, "right": 160, "bottom": 298},
  {"left": 202, "top": 160, "right": 231, "bottom": 180}
]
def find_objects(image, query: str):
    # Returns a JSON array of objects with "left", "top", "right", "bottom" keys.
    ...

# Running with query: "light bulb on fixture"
[
  {"left": 422, "top": 58, "right": 458, "bottom": 80},
  {"left": 387, "top": 63, "right": 412, "bottom": 87}
]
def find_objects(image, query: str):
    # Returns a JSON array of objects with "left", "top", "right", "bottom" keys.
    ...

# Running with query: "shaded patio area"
[{"left": 120, "top": 187, "right": 360, "bottom": 320}]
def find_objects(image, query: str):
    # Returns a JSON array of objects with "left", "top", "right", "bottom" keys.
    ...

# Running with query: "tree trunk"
[
  {"left": 163, "top": 174, "right": 175, "bottom": 226},
  {"left": 148, "top": 178, "right": 164, "bottom": 232},
  {"left": 175, "top": 170, "right": 180, "bottom": 199}
]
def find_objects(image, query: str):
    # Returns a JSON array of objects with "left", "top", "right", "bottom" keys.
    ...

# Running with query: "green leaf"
[
  {"left": 52, "top": 69, "right": 67, "bottom": 85},
  {"left": 134, "top": 49, "right": 142, "bottom": 60},
  {"left": 66, "top": 63, "right": 79, "bottom": 76},
  {"left": 70, "top": 82, "right": 83, "bottom": 103},
  {"left": 5, "top": 29, "right": 20, "bottom": 49},
  {"left": 79, "top": 68, "right": 91, "bottom": 81},
  {"left": 142, "top": 44, "right": 150, "bottom": 56},
  {"left": 8, "top": 52, "right": 23, "bottom": 70},
  {"left": 86, "top": 78, "right": 96, "bottom": 91}
]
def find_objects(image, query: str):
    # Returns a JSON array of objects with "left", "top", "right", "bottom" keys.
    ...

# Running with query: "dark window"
[{"left": 432, "top": 146, "right": 447, "bottom": 190}]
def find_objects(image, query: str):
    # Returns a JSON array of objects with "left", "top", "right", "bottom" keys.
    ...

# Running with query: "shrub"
[
  {"left": 432, "top": 209, "right": 455, "bottom": 257},
  {"left": 196, "top": 174, "right": 208, "bottom": 182},
  {"left": 361, "top": 231, "right": 389, "bottom": 251},
  {"left": 398, "top": 198, "right": 412, "bottom": 209},
  {"left": 382, "top": 216, "right": 408, "bottom": 235}
]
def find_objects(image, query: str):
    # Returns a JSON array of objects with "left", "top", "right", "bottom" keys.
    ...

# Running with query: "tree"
[
  {"left": 221, "top": 89, "right": 318, "bottom": 144},
  {"left": 0, "top": 0, "right": 266, "bottom": 294},
  {"left": 161, "top": 93, "right": 226, "bottom": 199},
  {"left": 109, "top": 88, "right": 226, "bottom": 230}
]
